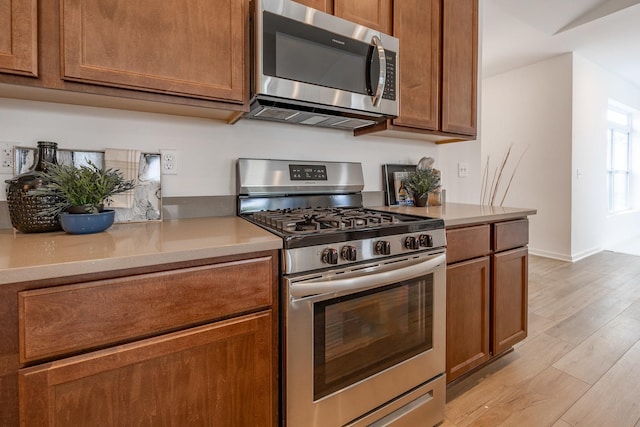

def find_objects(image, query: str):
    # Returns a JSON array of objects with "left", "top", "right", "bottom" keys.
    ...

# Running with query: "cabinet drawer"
[
  {"left": 493, "top": 219, "right": 529, "bottom": 252},
  {"left": 19, "top": 256, "right": 275, "bottom": 364},
  {"left": 446, "top": 224, "right": 490, "bottom": 264}
]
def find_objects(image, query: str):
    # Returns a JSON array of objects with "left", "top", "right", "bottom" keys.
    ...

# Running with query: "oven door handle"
[{"left": 289, "top": 253, "right": 446, "bottom": 298}]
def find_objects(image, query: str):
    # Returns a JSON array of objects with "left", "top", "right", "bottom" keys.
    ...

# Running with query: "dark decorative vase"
[{"left": 5, "top": 141, "right": 63, "bottom": 233}]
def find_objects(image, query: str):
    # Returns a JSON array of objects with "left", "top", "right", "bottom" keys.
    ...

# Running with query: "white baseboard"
[{"left": 528, "top": 246, "right": 602, "bottom": 263}]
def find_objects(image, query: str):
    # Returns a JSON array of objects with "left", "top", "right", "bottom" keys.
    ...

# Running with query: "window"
[{"left": 607, "top": 106, "right": 632, "bottom": 212}]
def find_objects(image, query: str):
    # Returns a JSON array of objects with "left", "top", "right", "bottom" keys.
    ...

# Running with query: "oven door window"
[{"left": 313, "top": 275, "right": 433, "bottom": 400}]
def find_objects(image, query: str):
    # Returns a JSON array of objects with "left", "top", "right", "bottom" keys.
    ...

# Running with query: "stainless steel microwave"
[{"left": 245, "top": 0, "right": 400, "bottom": 130}]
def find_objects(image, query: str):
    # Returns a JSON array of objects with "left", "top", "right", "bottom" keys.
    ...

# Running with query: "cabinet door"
[
  {"left": 446, "top": 256, "right": 490, "bottom": 383},
  {"left": 60, "top": 0, "right": 247, "bottom": 102},
  {"left": 492, "top": 247, "right": 528, "bottom": 355},
  {"left": 333, "top": 0, "right": 393, "bottom": 34},
  {"left": 19, "top": 312, "right": 275, "bottom": 427},
  {"left": 441, "top": 0, "right": 478, "bottom": 136},
  {"left": 391, "top": 0, "right": 440, "bottom": 130},
  {"left": 0, "top": 0, "right": 37, "bottom": 76},
  {"left": 293, "top": 0, "right": 333, "bottom": 12}
]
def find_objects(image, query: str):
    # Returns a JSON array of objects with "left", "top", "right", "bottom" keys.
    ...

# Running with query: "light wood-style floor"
[{"left": 443, "top": 251, "right": 640, "bottom": 427}]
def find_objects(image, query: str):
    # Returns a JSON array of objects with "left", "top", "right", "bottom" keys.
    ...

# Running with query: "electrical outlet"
[
  {"left": 458, "top": 162, "right": 469, "bottom": 178},
  {"left": 0, "top": 142, "right": 14, "bottom": 174},
  {"left": 160, "top": 149, "right": 178, "bottom": 175}
]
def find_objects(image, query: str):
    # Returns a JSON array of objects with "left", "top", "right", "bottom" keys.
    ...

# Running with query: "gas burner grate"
[{"left": 250, "top": 207, "right": 401, "bottom": 234}]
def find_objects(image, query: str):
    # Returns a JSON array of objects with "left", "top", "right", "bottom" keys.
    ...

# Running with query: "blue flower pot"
[{"left": 59, "top": 210, "right": 115, "bottom": 234}]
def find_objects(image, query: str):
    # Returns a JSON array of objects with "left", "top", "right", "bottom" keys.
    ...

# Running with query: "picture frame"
[{"left": 382, "top": 164, "right": 417, "bottom": 206}]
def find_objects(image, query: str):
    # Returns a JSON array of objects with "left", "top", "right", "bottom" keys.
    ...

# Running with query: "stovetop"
[
  {"left": 242, "top": 206, "right": 444, "bottom": 249},
  {"left": 236, "top": 159, "right": 446, "bottom": 269},
  {"left": 250, "top": 207, "right": 406, "bottom": 234}
]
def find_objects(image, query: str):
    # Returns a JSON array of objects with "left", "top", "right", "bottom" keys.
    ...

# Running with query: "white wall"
[
  {"left": 482, "top": 54, "right": 574, "bottom": 260},
  {"left": 571, "top": 54, "right": 608, "bottom": 259},
  {"left": 572, "top": 56, "right": 640, "bottom": 250},
  {"left": 437, "top": 140, "right": 483, "bottom": 204},
  {"left": 483, "top": 52, "right": 640, "bottom": 261},
  {"left": 0, "top": 97, "right": 479, "bottom": 203}
]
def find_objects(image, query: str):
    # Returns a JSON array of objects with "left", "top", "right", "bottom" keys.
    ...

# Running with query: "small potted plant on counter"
[
  {"left": 29, "top": 161, "right": 136, "bottom": 234},
  {"left": 404, "top": 162, "right": 441, "bottom": 207}
]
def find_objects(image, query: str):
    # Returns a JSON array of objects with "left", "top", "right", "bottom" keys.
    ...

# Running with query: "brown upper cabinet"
[
  {"left": 2, "top": 0, "right": 477, "bottom": 140},
  {"left": 294, "top": 0, "right": 392, "bottom": 34},
  {"left": 61, "top": 0, "right": 246, "bottom": 103},
  {"left": 441, "top": 0, "right": 478, "bottom": 136},
  {"left": 333, "top": 0, "right": 393, "bottom": 35},
  {"left": 0, "top": 0, "right": 38, "bottom": 77},
  {"left": 356, "top": 0, "right": 479, "bottom": 143},
  {"left": 0, "top": 0, "right": 249, "bottom": 120},
  {"left": 390, "top": 0, "right": 441, "bottom": 132},
  {"left": 293, "top": 0, "right": 333, "bottom": 13}
]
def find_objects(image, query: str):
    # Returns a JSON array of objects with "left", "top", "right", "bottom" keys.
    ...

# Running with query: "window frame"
[{"left": 607, "top": 105, "right": 632, "bottom": 213}]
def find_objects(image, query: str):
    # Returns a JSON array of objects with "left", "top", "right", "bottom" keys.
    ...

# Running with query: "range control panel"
[
  {"left": 282, "top": 229, "right": 446, "bottom": 274},
  {"left": 289, "top": 164, "right": 328, "bottom": 181}
]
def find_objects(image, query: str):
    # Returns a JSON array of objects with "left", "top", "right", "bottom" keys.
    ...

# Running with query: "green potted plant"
[
  {"left": 404, "top": 167, "right": 441, "bottom": 207},
  {"left": 29, "top": 161, "right": 136, "bottom": 234}
]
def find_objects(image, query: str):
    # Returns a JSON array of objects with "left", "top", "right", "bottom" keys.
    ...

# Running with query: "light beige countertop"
[
  {"left": 372, "top": 202, "right": 537, "bottom": 227},
  {"left": 0, "top": 204, "right": 536, "bottom": 285},
  {"left": 0, "top": 217, "right": 282, "bottom": 285}
]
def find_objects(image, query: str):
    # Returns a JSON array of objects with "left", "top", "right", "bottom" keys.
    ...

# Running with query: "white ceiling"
[{"left": 482, "top": 0, "right": 640, "bottom": 87}]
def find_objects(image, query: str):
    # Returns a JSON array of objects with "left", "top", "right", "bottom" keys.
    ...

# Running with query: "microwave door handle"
[
  {"left": 289, "top": 253, "right": 445, "bottom": 299},
  {"left": 371, "top": 35, "right": 387, "bottom": 107}
]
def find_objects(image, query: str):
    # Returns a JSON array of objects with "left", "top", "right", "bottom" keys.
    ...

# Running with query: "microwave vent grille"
[
  {"left": 246, "top": 99, "right": 378, "bottom": 130},
  {"left": 254, "top": 107, "right": 300, "bottom": 121}
]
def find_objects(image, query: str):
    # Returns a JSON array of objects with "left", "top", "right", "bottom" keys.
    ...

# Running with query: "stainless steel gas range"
[{"left": 237, "top": 158, "right": 446, "bottom": 427}]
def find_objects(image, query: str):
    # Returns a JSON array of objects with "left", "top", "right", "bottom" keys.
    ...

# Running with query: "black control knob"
[
  {"left": 322, "top": 248, "right": 339, "bottom": 265},
  {"left": 419, "top": 234, "right": 434, "bottom": 247},
  {"left": 404, "top": 236, "right": 420, "bottom": 250},
  {"left": 374, "top": 240, "right": 391, "bottom": 255},
  {"left": 341, "top": 245, "right": 357, "bottom": 261}
]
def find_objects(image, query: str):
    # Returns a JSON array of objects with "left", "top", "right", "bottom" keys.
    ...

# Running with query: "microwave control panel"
[{"left": 383, "top": 51, "right": 396, "bottom": 101}]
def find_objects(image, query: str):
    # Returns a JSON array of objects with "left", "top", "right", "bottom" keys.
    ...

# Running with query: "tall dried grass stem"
[
  {"left": 499, "top": 146, "right": 529, "bottom": 206},
  {"left": 481, "top": 144, "right": 527, "bottom": 206},
  {"left": 490, "top": 145, "right": 512, "bottom": 205},
  {"left": 481, "top": 156, "right": 490, "bottom": 205}
]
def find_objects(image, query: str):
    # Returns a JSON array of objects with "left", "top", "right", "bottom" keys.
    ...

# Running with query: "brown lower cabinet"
[
  {"left": 492, "top": 247, "right": 528, "bottom": 355},
  {"left": 0, "top": 250, "right": 279, "bottom": 427},
  {"left": 19, "top": 312, "right": 272, "bottom": 427},
  {"left": 446, "top": 219, "right": 529, "bottom": 383},
  {"left": 446, "top": 256, "right": 491, "bottom": 381}
]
